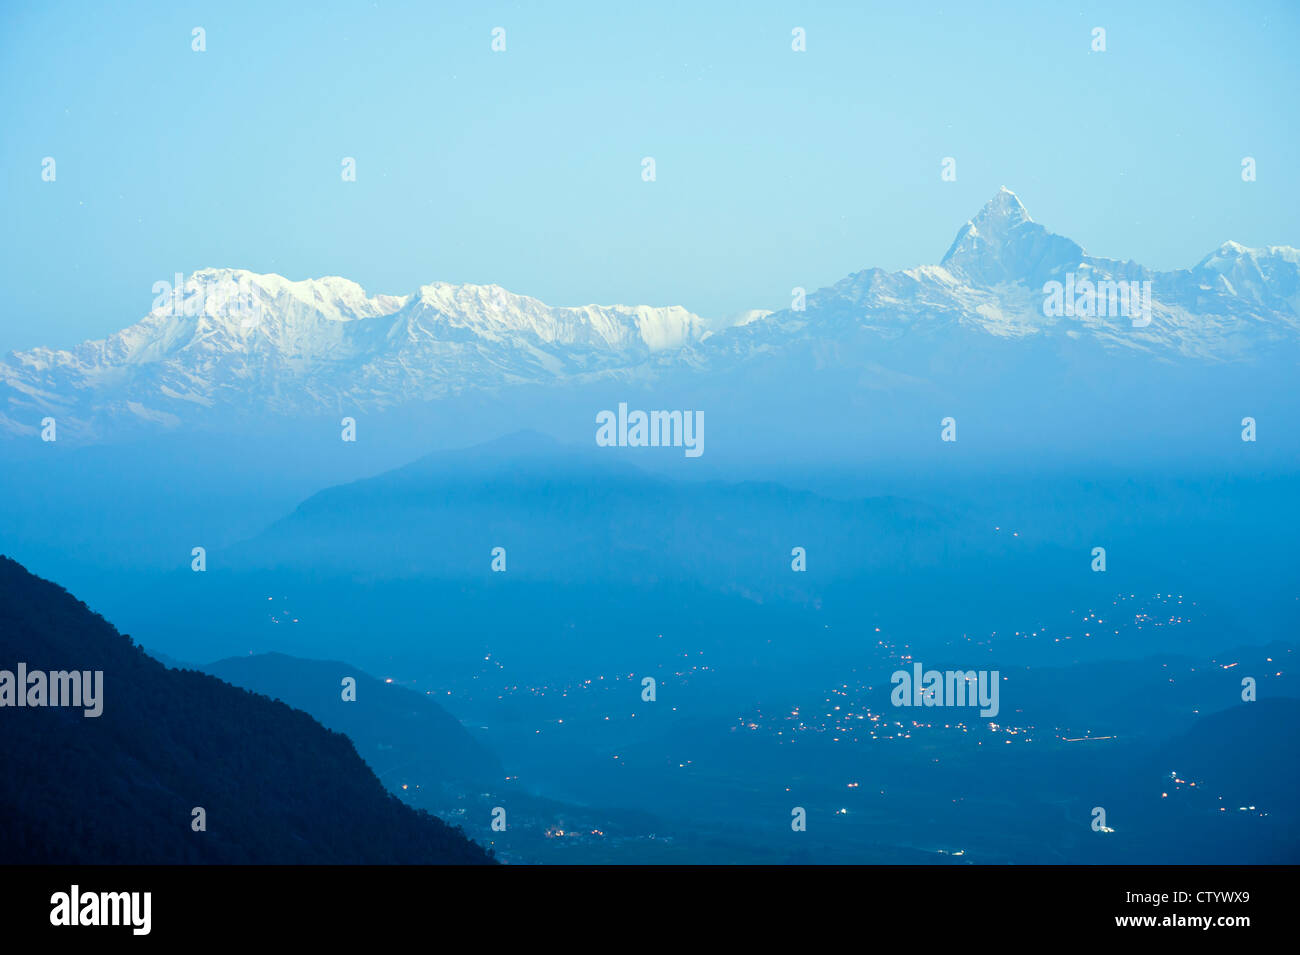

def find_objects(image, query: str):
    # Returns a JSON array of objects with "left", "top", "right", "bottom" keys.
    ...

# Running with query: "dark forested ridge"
[
  {"left": 0, "top": 555, "right": 494, "bottom": 864},
  {"left": 201, "top": 652, "right": 503, "bottom": 792}
]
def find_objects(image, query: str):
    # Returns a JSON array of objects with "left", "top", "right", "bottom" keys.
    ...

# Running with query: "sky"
[{"left": 1, "top": 0, "right": 1298, "bottom": 352}]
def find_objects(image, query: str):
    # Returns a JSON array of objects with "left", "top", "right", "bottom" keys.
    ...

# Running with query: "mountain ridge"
[{"left": 3, "top": 189, "right": 1297, "bottom": 443}]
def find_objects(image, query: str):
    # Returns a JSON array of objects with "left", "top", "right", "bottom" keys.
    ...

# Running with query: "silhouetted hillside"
[
  {"left": 0, "top": 556, "right": 494, "bottom": 864},
  {"left": 1156, "top": 698, "right": 1300, "bottom": 807},
  {"left": 202, "top": 652, "right": 502, "bottom": 792}
]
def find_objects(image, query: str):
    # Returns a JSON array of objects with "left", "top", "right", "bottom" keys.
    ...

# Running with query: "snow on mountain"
[
  {"left": 940, "top": 186, "right": 1084, "bottom": 287},
  {"left": 0, "top": 270, "right": 710, "bottom": 439},
  {"left": 2, "top": 190, "right": 1296, "bottom": 442},
  {"left": 708, "top": 187, "right": 1300, "bottom": 363}
]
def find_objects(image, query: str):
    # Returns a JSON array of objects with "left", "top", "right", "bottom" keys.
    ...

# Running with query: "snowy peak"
[
  {"left": 941, "top": 188, "right": 1082, "bottom": 286},
  {"left": 716, "top": 188, "right": 1300, "bottom": 364},
  {"left": 942, "top": 187, "right": 1033, "bottom": 263},
  {"left": 1191, "top": 240, "right": 1300, "bottom": 313},
  {"left": 973, "top": 186, "right": 1033, "bottom": 230},
  {"left": 171, "top": 268, "right": 401, "bottom": 324},
  {"left": 1195, "top": 240, "right": 1300, "bottom": 272},
  {"left": 396, "top": 281, "right": 706, "bottom": 353}
]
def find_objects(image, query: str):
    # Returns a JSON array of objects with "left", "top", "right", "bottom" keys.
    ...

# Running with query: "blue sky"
[{"left": 1, "top": 0, "right": 1297, "bottom": 351}]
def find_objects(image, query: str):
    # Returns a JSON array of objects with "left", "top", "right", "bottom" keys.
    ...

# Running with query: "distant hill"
[
  {"left": 1155, "top": 698, "right": 1300, "bottom": 807},
  {"left": 0, "top": 556, "right": 494, "bottom": 864},
  {"left": 1074, "top": 697, "right": 1300, "bottom": 864},
  {"left": 202, "top": 652, "right": 503, "bottom": 793},
  {"left": 235, "top": 430, "right": 969, "bottom": 598}
]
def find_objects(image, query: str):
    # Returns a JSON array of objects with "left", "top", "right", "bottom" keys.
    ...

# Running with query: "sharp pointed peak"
[
  {"left": 938, "top": 187, "right": 1082, "bottom": 284},
  {"left": 972, "top": 186, "right": 1032, "bottom": 227},
  {"left": 939, "top": 188, "right": 1035, "bottom": 267}
]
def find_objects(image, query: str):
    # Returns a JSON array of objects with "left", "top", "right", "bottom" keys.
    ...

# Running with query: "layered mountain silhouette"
[
  {"left": 1156, "top": 698, "right": 1300, "bottom": 809},
  {"left": 2, "top": 189, "right": 1295, "bottom": 443},
  {"left": 201, "top": 652, "right": 503, "bottom": 792},
  {"left": 1094, "top": 697, "right": 1300, "bottom": 864},
  {"left": 0, "top": 556, "right": 494, "bottom": 864},
  {"left": 232, "top": 429, "right": 972, "bottom": 594}
]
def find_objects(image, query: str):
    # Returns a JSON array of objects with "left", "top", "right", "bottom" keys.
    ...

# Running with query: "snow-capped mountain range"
[
  {"left": 707, "top": 188, "right": 1300, "bottom": 367},
  {"left": 3, "top": 188, "right": 1296, "bottom": 441},
  {"left": 1, "top": 275, "right": 709, "bottom": 439}
]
